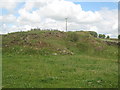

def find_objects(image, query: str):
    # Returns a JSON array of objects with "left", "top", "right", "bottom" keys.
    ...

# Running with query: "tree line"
[{"left": 89, "top": 31, "right": 119, "bottom": 39}]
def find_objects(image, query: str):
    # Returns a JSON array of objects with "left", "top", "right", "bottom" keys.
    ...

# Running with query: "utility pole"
[{"left": 65, "top": 18, "right": 68, "bottom": 32}]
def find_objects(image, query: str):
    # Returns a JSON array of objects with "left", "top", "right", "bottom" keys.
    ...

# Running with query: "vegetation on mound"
[
  {"left": 2, "top": 30, "right": 118, "bottom": 88},
  {"left": 2, "top": 30, "right": 118, "bottom": 58}
]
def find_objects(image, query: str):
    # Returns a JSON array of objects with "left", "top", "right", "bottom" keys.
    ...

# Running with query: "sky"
[{"left": 0, "top": 0, "right": 118, "bottom": 38}]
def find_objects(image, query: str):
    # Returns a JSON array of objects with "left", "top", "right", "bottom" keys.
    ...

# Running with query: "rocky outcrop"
[{"left": 104, "top": 41, "right": 118, "bottom": 46}]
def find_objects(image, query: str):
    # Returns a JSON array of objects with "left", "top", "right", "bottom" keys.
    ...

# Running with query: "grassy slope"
[{"left": 2, "top": 30, "right": 118, "bottom": 88}]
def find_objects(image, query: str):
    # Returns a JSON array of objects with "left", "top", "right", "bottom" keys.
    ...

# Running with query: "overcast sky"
[{"left": 0, "top": 0, "right": 118, "bottom": 38}]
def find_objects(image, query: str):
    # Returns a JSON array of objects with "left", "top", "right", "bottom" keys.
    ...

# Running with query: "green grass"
[
  {"left": 2, "top": 30, "right": 118, "bottom": 88},
  {"left": 3, "top": 54, "right": 118, "bottom": 88}
]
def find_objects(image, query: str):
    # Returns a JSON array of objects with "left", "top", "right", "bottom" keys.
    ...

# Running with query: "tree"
[
  {"left": 99, "top": 34, "right": 102, "bottom": 38},
  {"left": 106, "top": 35, "right": 110, "bottom": 39},
  {"left": 99, "top": 34, "right": 105, "bottom": 39},
  {"left": 118, "top": 35, "right": 120, "bottom": 39},
  {"left": 89, "top": 31, "right": 98, "bottom": 37}
]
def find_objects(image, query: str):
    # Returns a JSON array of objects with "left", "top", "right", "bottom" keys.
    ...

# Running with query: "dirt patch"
[
  {"left": 44, "top": 31, "right": 66, "bottom": 38},
  {"left": 35, "top": 41, "right": 49, "bottom": 48},
  {"left": 105, "top": 41, "right": 118, "bottom": 46}
]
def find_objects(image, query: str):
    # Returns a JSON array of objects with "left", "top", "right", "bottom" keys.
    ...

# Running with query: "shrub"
[
  {"left": 118, "top": 35, "right": 120, "bottom": 39},
  {"left": 106, "top": 35, "right": 110, "bottom": 39},
  {"left": 99, "top": 34, "right": 105, "bottom": 39},
  {"left": 69, "top": 33, "right": 79, "bottom": 42},
  {"left": 89, "top": 31, "right": 98, "bottom": 37}
]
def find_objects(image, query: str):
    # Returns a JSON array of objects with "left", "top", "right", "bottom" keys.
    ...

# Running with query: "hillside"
[
  {"left": 2, "top": 30, "right": 118, "bottom": 58},
  {"left": 2, "top": 30, "right": 118, "bottom": 88}
]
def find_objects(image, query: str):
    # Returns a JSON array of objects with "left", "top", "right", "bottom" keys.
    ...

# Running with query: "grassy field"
[
  {"left": 2, "top": 54, "right": 118, "bottom": 88},
  {"left": 2, "top": 30, "right": 118, "bottom": 88}
]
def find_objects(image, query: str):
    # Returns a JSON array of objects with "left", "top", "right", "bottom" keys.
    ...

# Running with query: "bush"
[
  {"left": 99, "top": 34, "right": 105, "bottom": 39},
  {"left": 106, "top": 35, "right": 110, "bottom": 39},
  {"left": 69, "top": 33, "right": 79, "bottom": 42},
  {"left": 89, "top": 31, "right": 98, "bottom": 37},
  {"left": 118, "top": 35, "right": 120, "bottom": 39}
]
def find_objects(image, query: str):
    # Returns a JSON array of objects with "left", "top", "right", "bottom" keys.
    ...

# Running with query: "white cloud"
[
  {"left": 0, "top": 14, "right": 17, "bottom": 23},
  {"left": 39, "top": 0, "right": 82, "bottom": 20},
  {"left": 18, "top": 8, "right": 41, "bottom": 23},
  {"left": 1, "top": 24, "right": 33, "bottom": 34},
  {"left": 0, "top": 0, "right": 18, "bottom": 10},
  {"left": 65, "top": 0, "right": 119, "bottom": 2},
  {"left": 88, "top": 26, "right": 98, "bottom": 32},
  {"left": 0, "top": 0, "right": 118, "bottom": 38}
]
